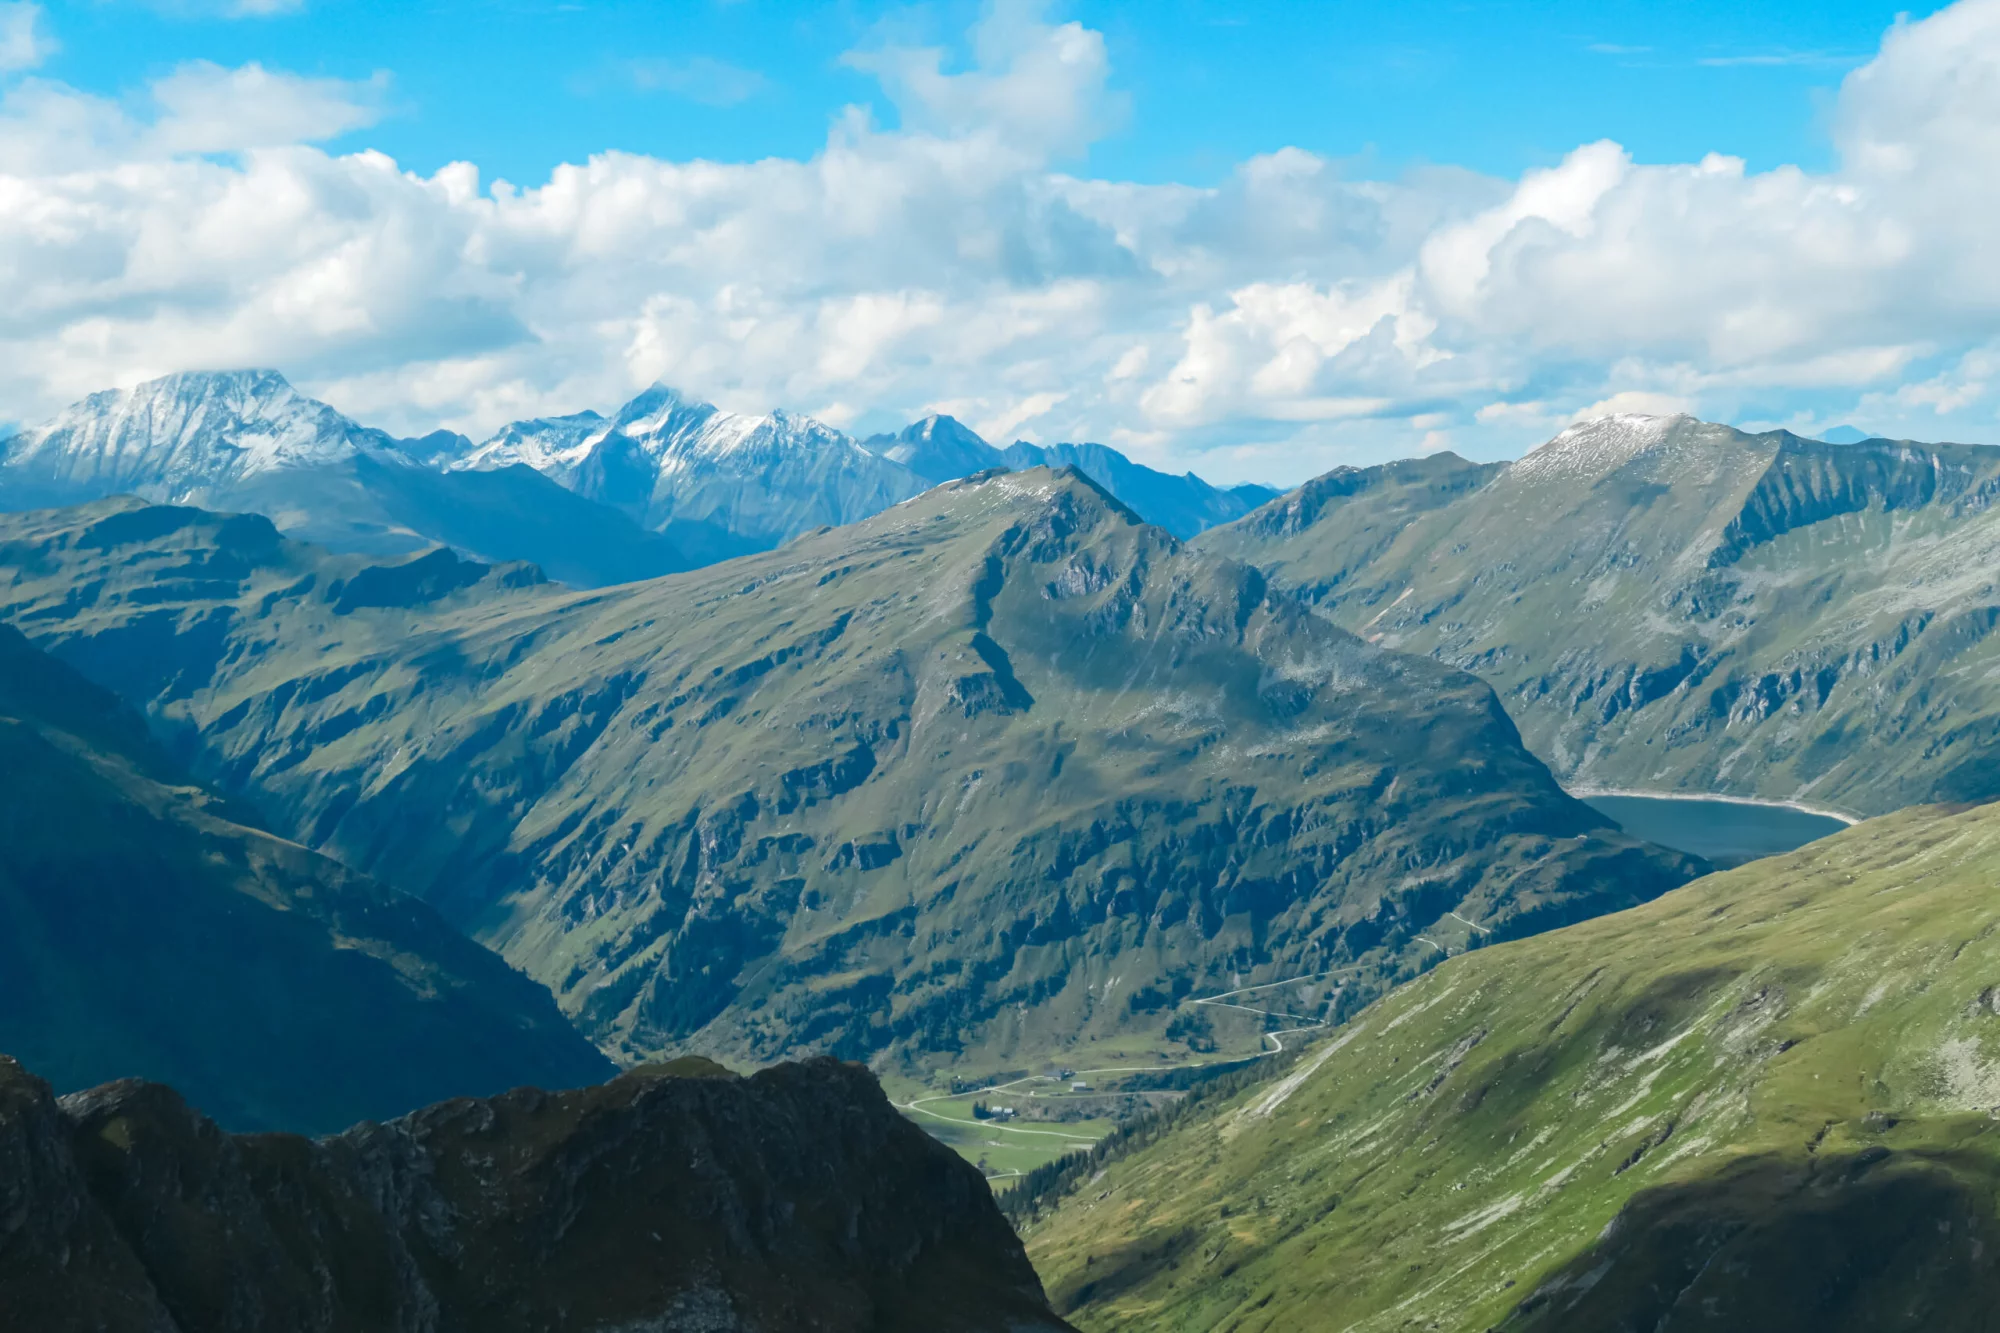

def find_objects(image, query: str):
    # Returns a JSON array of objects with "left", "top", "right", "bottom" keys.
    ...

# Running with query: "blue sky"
[
  {"left": 5, "top": 0, "right": 1999, "bottom": 483},
  {"left": 42, "top": 0, "right": 1923, "bottom": 184}
]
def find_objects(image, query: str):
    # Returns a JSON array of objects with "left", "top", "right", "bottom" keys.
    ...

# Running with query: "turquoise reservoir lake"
[{"left": 1577, "top": 793, "right": 1854, "bottom": 871}]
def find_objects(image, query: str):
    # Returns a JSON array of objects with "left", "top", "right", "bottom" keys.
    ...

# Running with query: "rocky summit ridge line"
[
  {"left": 854, "top": 417, "right": 1279, "bottom": 539},
  {"left": 2, "top": 369, "right": 373, "bottom": 495},
  {"left": 1199, "top": 413, "right": 2000, "bottom": 816},
  {"left": 0, "top": 1052, "right": 1071, "bottom": 1333},
  {"left": 0, "top": 468, "right": 1697, "bottom": 1073},
  {"left": 458, "top": 382, "right": 932, "bottom": 559}
]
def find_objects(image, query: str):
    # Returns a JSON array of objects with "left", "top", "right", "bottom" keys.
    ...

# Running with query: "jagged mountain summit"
[
  {"left": 1200, "top": 413, "right": 2000, "bottom": 815},
  {"left": 462, "top": 384, "right": 933, "bottom": 558},
  {"left": 0, "top": 616, "right": 612, "bottom": 1134},
  {"left": 460, "top": 390, "right": 1277, "bottom": 556},
  {"left": 0, "top": 1053, "right": 1070, "bottom": 1332},
  {"left": 0, "top": 370, "right": 691, "bottom": 588},
  {"left": 1027, "top": 799, "right": 2000, "bottom": 1332},
  {"left": 1, "top": 370, "right": 380, "bottom": 498},
  {"left": 2, "top": 371, "right": 1282, "bottom": 586},
  {"left": 0, "top": 470, "right": 1697, "bottom": 1073}
]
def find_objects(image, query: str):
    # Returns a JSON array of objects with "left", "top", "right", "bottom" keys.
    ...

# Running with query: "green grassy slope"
[
  {"left": 1024, "top": 799, "right": 2000, "bottom": 1332},
  {"left": 0, "top": 624, "right": 614, "bottom": 1134},
  {"left": 1198, "top": 418, "right": 2000, "bottom": 815},
  {"left": 0, "top": 471, "right": 1696, "bottom": 1074}
]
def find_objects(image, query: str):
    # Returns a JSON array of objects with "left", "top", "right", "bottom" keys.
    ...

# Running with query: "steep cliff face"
[
  {"left": 0, "top": 472, "right": 1697, "bottom": 1073},
  {"left": 1201, "top": 416, "right": 2000, "bottom": 814},
  {"left": 0, "top": 1054, "right": 1071, "bottom": 1333},
  {"left": 1709, "top": 434, "right": 2000, "bottom": 565}
]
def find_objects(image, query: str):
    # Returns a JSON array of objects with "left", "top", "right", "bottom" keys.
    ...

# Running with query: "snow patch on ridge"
[{"left": 1509, "top": 413, "right": 1689, "bottom": 484}]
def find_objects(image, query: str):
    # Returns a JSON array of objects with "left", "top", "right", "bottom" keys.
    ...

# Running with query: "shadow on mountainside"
[
  {"left": 1502, "top": 1147, "right": 2000, "bottom": 1333},
  {"left": 1049, "top": 1226, "right": 1204, "bottom": 1315}
]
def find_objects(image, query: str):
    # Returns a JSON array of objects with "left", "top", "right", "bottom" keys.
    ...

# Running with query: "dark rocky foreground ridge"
[{"left": 0, "top": 1053, "right": 1071, "bottom": 1333}]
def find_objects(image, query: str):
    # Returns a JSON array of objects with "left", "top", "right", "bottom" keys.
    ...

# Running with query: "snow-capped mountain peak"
[
  {"left": 607, "top": 383, "right": 710, "bottom": 442},
  {"left": 0, "top": 368, "right": 1294, "bottom": 574},
  {"left": 598, "top": 386, "right": 854, "bottom": 464},
  {"left": 456, "top": 409, "right": 611, "bottom": 474},
  {"left": 0, "top": 370, "right": 380, "bottom": 502},
  {"left": 453, "top": 384, "right": 930, "bottom": 552}
]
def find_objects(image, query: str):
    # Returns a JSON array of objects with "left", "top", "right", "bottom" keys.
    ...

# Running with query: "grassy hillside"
[
  {"left": 1199, "top": 418, "right": 2000, "bottom": 815},
  {"left": 0, "top": 624, "right": 613, "bottom": 1134},
  {"left": 1024, "top": 798, "right": 2000, "bottom": 1332},
  {"left": 0, "top": 471, "right": 1695, "bottom": 1074}
]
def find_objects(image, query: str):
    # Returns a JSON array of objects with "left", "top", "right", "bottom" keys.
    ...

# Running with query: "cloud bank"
[{"left": 4, "top": 0, "right": 2000, "bottom": 480}]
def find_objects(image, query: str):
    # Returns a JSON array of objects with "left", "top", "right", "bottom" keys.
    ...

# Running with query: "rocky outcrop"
[
  {"left": 1709, "top": 435, "right": 2000, "bottom": 567},
  {"left": 0, "top": 1054, "right": 1072, "bottom": 1333}
]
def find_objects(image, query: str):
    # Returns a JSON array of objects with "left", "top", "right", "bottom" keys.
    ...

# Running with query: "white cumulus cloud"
[{"left": 6, "top": 1, "right": 2000, "bottom": 482}]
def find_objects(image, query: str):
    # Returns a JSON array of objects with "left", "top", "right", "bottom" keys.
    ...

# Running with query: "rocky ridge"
[
  {"left": 1, "top": 370, "right": 373, "bottom": 496},
  {"left": 1199, "top": 415, "right": 2000, "bottom": 814},
  {"left": 0, "top": 1052, "right": 1070, "bottom": 1332},
  {"left": 860, "top": 413, "right": 1008, "bottom": 485},
  {"left": 2, "top": 372, "right": 1275, "bottom": 584},
  {"left": 457, "top": 383, "right": 932, "bottom": 557},
  {"left": 999, "top": 440, "right": 1278, "bottom": 540}
]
